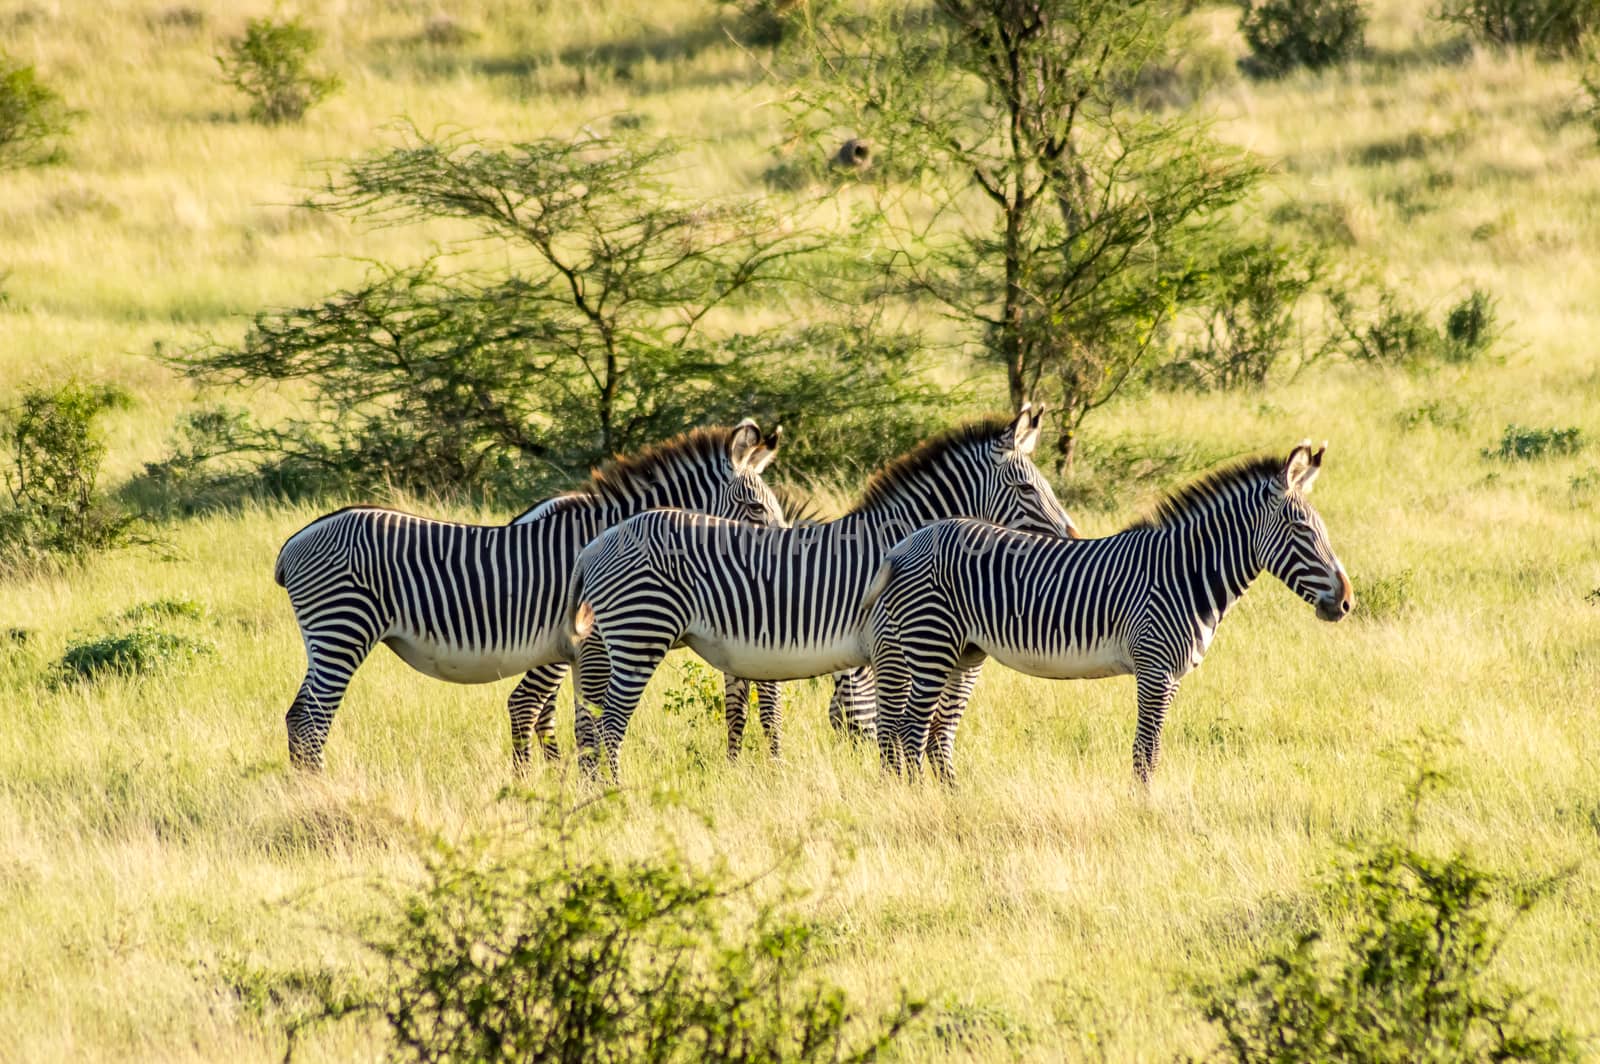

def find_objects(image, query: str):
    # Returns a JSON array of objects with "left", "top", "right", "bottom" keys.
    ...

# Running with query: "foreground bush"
[
  {"left": 1194, "top": 766, "right": 1581, "bottom": 1063},
  {"left": 217, "top": 15, "right": 340, "bottom": 124},
  {"left": 1240, "top": 0, "right": 1367, "bottom": 76},
  {"left": 0, "top": 383, "right": 139, "bottom": 570},
  {"left": 279, "top": 794, "right": 922, "bottom": 1062},
  {"left": 0, "top": 52, "right": 75, "bottom": 168}
]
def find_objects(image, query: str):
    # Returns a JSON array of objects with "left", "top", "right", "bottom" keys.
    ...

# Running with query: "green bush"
[
  {"left": 0, "top": 52, "right": 74, "bottom": 169},
  {"left": 1438, "top": 0, "right": 1600, "bottom": 53},
  {"left": 1483, "top": 424, "right": 1585, "bottom": 460},
  {"left": 281, "top": 794, "right": 921, "bottom": 1062},
  {"left": 1240, "top": 0, "right": 1368, "bottom": 76},
  {"left": 118, "top": 597, "right": 207, "bottom": 624},
  {"left": 1352, "top": 569, "right": 1412, "bottom": 621},
  {"left": 662, "top": 657, "right": 726, "bottom": 720},
  {"left": 1160, "top": 240, "right": 1328, "bottom": 390},
  {"left": 57, "top": 627, "right": 214, "bottom": 684},
  {"left": 1, "top": 383, "right": 140, "bottom": 569},
  {"left": 1444, "top": 287, "right": 1498, "bottom": 361},
  {"left": 1194, "top": 767, "right": 1580, "bottom": 1063},
  {"left": 217, "top": 15, "right": 340, "bottom": 124},
  {"left": 1331, "top": 286, "right": 1448, "bottom": 366}
]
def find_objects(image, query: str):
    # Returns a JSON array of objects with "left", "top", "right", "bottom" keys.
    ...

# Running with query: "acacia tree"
[
  {"left": 171, "top": 129, "right": 876, "bottom": 495},
  {"left": 791, "top": 0, "right": 1265, "bottom": 469}
]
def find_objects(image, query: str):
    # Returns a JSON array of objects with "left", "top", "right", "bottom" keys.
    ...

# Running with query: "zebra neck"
[{"left": 1156, "top": 507, "right": 1264, "bottom": 626}]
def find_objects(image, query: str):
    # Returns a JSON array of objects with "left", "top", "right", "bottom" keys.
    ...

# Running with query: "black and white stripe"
[
  {"left": 864, "top": 442, "right": 1353, "bottom": 785},
  {"left": 274, "top": 421, "right": 783, "bottom": 770},
  {"left": 562, "top": 406, "right": 1080, "bottom": 780}
]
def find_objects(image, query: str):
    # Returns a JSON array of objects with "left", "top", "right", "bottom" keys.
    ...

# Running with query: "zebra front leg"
[
  {"left": 724, "top": 674, "right": 751, "bottom": 761},
  {"left": 508, "top": 663, "right": 569, "bottom": 771},
  {"left": 1132, "top": 669, "right": 1181, "bottom": 786},
  {"left": 754, "top": 681, "right": 783, "bottom": 760},
  {"left": 828, "top": 668, "right": 876, "bottom": 741},
  {"left": 927, "top": 662, "right": 983, "bottom": 788}
]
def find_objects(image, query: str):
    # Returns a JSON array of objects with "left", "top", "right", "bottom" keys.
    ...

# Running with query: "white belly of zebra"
[
  {"left": 382, "top": 628, "right": 557, "bottom": 684},
  {"left": 680, "top": 627, "right": 866, "bottom": 682},
  {"left": 984, "top": 639, "right": 1132, "bottom": 681}
]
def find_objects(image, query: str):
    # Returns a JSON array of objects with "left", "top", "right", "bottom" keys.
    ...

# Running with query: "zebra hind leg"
[
  {"left": 597, "top": 647, "right": 671, "bottom": 783},
  {"left": 508, "top": 663, "right": 569, "bottom": 772},
  {"left": 724, "top": 674, "right": 751, "bottom": 761},
  {"left": 286, "top": 637, "right": 375, "bottom": 772},
  {"left": 573, "top": 637, "right": 611, "bottom": 779},
  {"left": 927, "top": 662, "right": 983, "bottom": 788}
]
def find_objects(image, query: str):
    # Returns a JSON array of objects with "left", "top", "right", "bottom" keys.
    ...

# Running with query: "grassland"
[{"left": 3, "top": 1, "right": 1600, "bottom": 1060}]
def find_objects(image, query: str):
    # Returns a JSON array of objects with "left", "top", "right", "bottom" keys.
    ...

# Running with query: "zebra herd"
[{"left": 275, "top": 408, "right": 1351, "bottom": 784}]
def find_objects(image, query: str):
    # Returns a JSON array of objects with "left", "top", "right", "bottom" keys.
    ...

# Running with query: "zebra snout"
[{"left": 1316, "top": 587, "right": 1352, "bottom": 622}]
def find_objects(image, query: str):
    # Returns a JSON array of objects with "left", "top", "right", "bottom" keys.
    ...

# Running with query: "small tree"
[
  {"left": 791, "top": 0, "right": 1265, "bottom": 469},
  {"left": 168, "top": 129, "right": 940, "bottom": 497},
  {"left": 217, "top": 15, "right": 340, "bottom": 124},
  {"left": 0, "top": 383, "right": 139, "bottom": 567},
  {"left": 0, "top": 52, "right": 75, "bottom": 168}
]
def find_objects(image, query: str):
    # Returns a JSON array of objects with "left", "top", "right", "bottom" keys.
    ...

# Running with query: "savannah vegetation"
[{"left": 2, "top": 0, "right": 1599, "bottom": 1059}]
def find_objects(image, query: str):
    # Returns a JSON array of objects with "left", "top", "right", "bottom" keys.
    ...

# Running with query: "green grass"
[{"left": 3, "top": 1, "right": 1600, "bottom": 1060}]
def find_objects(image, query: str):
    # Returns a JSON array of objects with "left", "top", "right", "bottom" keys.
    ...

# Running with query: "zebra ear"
[
  {"left": 747, "top": 426, "right": 782, "bottom": 474},
  {"left": 728, "top": 418, "right": 763, "bottom": 469},
  {"left": 1281, "top": 440, "right": 1316, "bottom": 491},
  {"left": 1003, "top": 403, "right": 1043, "bottom": 457}
]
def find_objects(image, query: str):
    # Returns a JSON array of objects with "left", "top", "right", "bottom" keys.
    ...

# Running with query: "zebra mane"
[
  {"left": 1126, "top": 455, "right": 1284, "bottom": 531},
  {"left": 507, "top": 426, "right": 741, "bottom": 522},
  {"left": 854, "top": 417, "right": 1012, "bottom": 512},
  {"left": 773, "top": 483, "right": 831, "bottom": 527},
  {"left": 582, "top": 425, "right": 743, "bottom": 501}
]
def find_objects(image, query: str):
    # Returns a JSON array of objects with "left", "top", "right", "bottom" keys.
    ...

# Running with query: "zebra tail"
[
  {"left": 560, "top": 561, "right": 596, "bottom": 660},
  {"left": 858, "top": 556, "right": 897, "bottom": 621},
  {"left": 273, "top": 543, "right": 291, "bottom": 588}
]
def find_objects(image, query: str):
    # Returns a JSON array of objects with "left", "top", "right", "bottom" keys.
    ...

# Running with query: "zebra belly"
[
  {"left": 680, "top": 629, "right": 865, "bottom": 682},
  {"left": 382, "top": 630, "right": 556, "bottom": 684},
  {"left": 983, "top": 640, "right": 1132, "bottom": 681}
]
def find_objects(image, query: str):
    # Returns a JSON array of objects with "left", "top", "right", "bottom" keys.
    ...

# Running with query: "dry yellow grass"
[{"left": 2, "top": 1, "right": 1599, "bottom": 1060}]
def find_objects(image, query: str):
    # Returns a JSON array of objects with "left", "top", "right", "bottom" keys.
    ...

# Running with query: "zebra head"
[
  {"left": 1255, "top": 442, "right": 1353, "bottom": 622},
  {"left": 980, "top": 404, "right": 1081, "bottom": 539},
  {"left": 720, "top": 419, "right": 786, "bottom": 526}
]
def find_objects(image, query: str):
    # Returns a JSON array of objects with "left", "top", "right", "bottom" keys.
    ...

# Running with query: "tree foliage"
[
  {"left": 790, "top": 0, "right": 1265, "bottom": 468},
  {"left": 0, "top": 52, "right": 74, "bottom": 168},
  {"left": 166, "top": 128, "right": 945, "bottom": 499}
]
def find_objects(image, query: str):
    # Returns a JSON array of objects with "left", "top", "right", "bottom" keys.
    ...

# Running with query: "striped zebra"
[
  {"left": 273, "top": 421, "right": 782, "bottom": 771},
  {"left": 561, "top": 407, "right": 1080, "bottom": 780},
  {"left": 862, "top": 443, "right": 1352, "bottom": 785}
]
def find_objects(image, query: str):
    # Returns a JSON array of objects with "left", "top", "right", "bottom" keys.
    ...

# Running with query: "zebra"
[
  {"left": 273, "top": 420, "right": 783, "bottom": 771},
  {"left": 560, "top": 406, "right": 1080, "bottom": 781},
  {"left": 861, "top": 442, "right": 1353, "bottom": 786}
]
